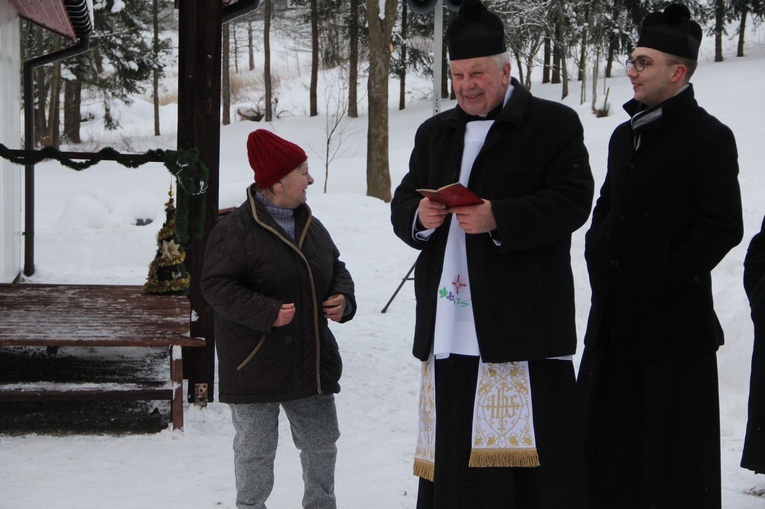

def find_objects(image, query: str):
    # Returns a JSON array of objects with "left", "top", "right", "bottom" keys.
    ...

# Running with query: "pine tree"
[{"left": 144, "top": 187, "right": 191, "bottom": 294}]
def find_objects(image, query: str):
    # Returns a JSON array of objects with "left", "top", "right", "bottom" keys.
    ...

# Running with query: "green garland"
[
  {"left": 0, "top": 143, "right": 208, "bottom": 243},
  {"left": 163, "top": 148, "right": 209, "bottom": 244}
]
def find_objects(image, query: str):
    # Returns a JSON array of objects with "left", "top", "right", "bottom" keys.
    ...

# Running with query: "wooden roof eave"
[{"left": 8, "top": 0, "right": 92, "bottom": 41}]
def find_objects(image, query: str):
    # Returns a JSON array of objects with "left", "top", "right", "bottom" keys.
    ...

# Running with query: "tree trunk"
[
  {"left": 578, "top": 34, "right": 587, "bottom": 82},
  {"left": 606, "top": 37, "right": 617, "bottom": 78},
  {"left": 514, "top": 54, "right": 524, "bottom": 89},
  {"left": 93, "top": 46, "right": 104, "bottom": 74},
  {"left": 264, "top": 0, "right": 272, "bottom": 121},
  {"left": 63, "top": 80, "right": 82, "bottom": 144},
  {"left": 153, "top": 0, "right": 161, "bottom": 136},
  {"left": 591, "top": 56, "right": 599, "bottom": 110},
  {"left": 365, "top": 0, "right": 397, "bottom": 202},
  {"left": 34, "top": 26, "right": 47, "bottom": 145},
  {"left": 715, "top": 0, "right": 724, "bottom": 62},
  {"left": 543, "top": 36, "right": 551, "bottom": 84},
  {"left": 248, "top": 20, "right": 255, "bottom": 71},
  {"left": 399, "top": 2, "right": 407, "bottom": 111},
  {"left": 63, "top": 80, "right": 74, "bottom": 143},
  {"left": 737, "top": 7, "right": 748, "bottom": 57},
  {"left": 442, "top": 11, "right": 452, "bottom": 99},
  {"left": 47, "top": 37, "right": 62, "bottom": 147},
  {"left": 552, "top": 26, "right": 561, "bottom": 84},
  {"left": 348, "top": 0, "right": 359, "bottom": 118},
  {"left": 222, "top": 23, "right": 231, "bottom": 125},
  {"left": 561, "top": 49, "right": 569, "bottom": 100},
  {"left": 232, "top": 25, "right": 239, "bottom": 74},
  {"left": 310, "top": 0, "right": 318, "bottom": 117},
  {"left": 578, "top": 29, "right": 588, "bottom": 105}
]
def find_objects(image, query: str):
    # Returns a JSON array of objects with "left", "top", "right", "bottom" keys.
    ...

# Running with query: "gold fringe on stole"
[
  {"left": 413, "top": 458, "right": 435, "bottom": 482},
  {"left": 469, "top": 448, "right": 540, "bottom": 468}
]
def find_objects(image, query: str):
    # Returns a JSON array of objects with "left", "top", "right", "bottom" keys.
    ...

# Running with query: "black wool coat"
[
  {"left": 742, "top": 215, "right": 765, "bottom": 472},
  {"left": 391, "top": 78, "right": 594, "bottom": 363},
  {"left": 201, "top": 185, "right": 356, "bottom": 404},
  {"left": 584, "top": 85, "right": 743, "bottom": 360}
]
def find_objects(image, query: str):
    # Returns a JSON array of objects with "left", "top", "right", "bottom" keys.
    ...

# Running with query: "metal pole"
[
  {"left": 381, "top": 262, "right": 416, "bottom": 313},
  {"left": 433, "top": 0, "right": 443, "bottom": 115}
]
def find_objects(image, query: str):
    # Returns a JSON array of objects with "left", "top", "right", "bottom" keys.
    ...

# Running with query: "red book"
[{"left": 417, "top": 183, "right": 483, "bottom": 207}]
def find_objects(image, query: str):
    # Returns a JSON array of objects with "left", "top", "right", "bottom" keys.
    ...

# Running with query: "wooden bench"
[{"left": 0, "top": 283, "right": 205, "bottom": 430}]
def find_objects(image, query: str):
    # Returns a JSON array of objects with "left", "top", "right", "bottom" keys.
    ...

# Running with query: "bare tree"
[
  {"left": 248, "top": 18, "right": 255, "bottom": 70},
  {"left": 47, "top": 37, "right": 62, "bottom": 146},
  {"left": 310, "top": 0, "right": 319, "bottom": 116},
  {"left": 715, "top": 0, "right": 725, "bottom": 62},
  {"left": 491, "top": 0, "right": 548, "bottom": 90},
  {"left": 732, "top": 0, "right": 765, "bottom": 57},
  {"left": 153, "top": 0, "right": 161, "bottom": 135},
  {"left": 265, "top": 0, "right": 273, "bottom": 121},
  {"left": 311, "top": 76, "right": 362, "bottom": 193},
  {"left": 365, "top": 0, "right": 397, "bottom": 202},
  {"left": 222, "top": 23, "right": 231, "bottom": 125},
  {"left": 63, "top": 80, "right": 82, "bottom": 143},
  {"left": 398, "top": 1, "right": 408, "bottom": 110},
  {"left": 348, "top": 0, "right": 359, "bottom": 118}
]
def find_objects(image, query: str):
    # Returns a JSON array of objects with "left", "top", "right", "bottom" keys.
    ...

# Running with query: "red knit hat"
[{"left": 247, "top": 129, "right": 308, "bottom": 189}]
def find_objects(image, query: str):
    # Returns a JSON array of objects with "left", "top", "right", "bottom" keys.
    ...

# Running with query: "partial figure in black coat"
[
  {"left": 742, "top": 215, "right": 765, "bottom": 473},
  {"left": 391, "top": 1, "right": 593, "bottom": 507},
  {"left": 578, "top": 5, "right": 743, "bottom": 509}
]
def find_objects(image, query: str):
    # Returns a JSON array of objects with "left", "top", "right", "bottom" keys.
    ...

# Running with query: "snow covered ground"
[{"left": 2, "top": 29, "right": 765, "bottom": 509}]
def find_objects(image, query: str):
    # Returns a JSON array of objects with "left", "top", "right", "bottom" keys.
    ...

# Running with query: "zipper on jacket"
[
  {"left": 237, "top": 334, "right": 267, "bottom": 371},
  {"left": 247, "top": 188, "right": 324, "bottom": 394}
]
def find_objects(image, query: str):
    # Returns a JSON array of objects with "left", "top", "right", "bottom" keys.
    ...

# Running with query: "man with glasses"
[{"left": 578, "top": 4, "right": 743, "bottom": 509}]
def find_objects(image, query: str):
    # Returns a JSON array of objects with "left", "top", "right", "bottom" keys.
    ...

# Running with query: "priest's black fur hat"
[
  {"left": 446, "top": 0, "right": 506, "bottom": 61},
  {"left": 637, "top": 4, "right": 702, "bottom": 60}
]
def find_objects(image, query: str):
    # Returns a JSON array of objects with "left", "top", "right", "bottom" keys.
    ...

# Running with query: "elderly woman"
[
  {"left": 201, "top": 129, "right": 356, "bottom": 509},
  {"left": 742, "top": 215, "right": 765, "bottom": 474}
]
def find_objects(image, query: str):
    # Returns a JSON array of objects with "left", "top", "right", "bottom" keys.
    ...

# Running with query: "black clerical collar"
[{"left": 465, "top": 103, "right": 503, "bottom": 122}]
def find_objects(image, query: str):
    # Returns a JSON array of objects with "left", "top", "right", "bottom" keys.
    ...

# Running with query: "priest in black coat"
[
  {"left": 578, "top": 4, "right": 743, "bottom": 509},
  {"left": 742, "top": 215, "right": 765, "bottom": 473}
]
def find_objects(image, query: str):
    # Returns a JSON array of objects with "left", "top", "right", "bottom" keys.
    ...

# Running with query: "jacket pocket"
[{"left": 236, "top": 334, "right": 266, "bottom": 371}]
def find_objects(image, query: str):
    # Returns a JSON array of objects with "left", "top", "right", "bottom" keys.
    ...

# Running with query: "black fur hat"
[
  {"left": 637, "top": 3, "right": 702, "bottom": 60},
  {"left": 446, "top": 0, "right": 506, "bottom": 60}
]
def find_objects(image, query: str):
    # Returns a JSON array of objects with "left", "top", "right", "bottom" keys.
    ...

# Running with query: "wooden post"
[
  {"left": 170, "top": 345, "right": 184, "bottom": 430},
  {"left": 177, "top": 0, "right": 221, "bottom": 404}
]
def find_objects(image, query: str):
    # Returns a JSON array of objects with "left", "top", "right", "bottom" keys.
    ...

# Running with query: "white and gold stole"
[{"left": 413, "top": 355, "right": 540, "bottom": 482}]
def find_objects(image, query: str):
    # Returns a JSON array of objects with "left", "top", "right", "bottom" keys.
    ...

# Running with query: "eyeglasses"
[{"left": 625, "top": 57, "right": 679, "bottom": 72}]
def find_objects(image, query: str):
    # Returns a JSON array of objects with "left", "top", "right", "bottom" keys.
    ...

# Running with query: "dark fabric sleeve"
[
  {"left": 667, "top": 122, "right": 743, "bottom": 283},
  {"left": 200, "top": 224, "right": 281, "bottom": 333},
  {"left": 330, "top": 244, "right": 357, "bottom": 323},
  {"left": 391, "top": 122, "right": 436, "bottom": 251},
  {"left": 745, "top": 215, "right": 765, "bottom": 304}
]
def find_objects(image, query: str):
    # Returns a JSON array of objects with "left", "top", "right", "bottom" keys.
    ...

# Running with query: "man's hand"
[
  {"left": 452, "top": 200, "right": 497, "bottom": 234},
  {"left": 417, "top": 197, "right": 449, "bottom": 230},
  {"left": 322, "top": 294, "right": 347, "bottom": 322}
]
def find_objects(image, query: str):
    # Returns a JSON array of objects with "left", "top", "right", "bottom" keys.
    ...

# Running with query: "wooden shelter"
[{"left": 0, "top": 0, "right": 260, "bottom": 424}]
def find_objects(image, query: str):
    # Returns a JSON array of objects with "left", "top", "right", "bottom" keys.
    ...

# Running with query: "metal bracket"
[{"left": 194, "top": 383, "right": 209, "bottom": 407}]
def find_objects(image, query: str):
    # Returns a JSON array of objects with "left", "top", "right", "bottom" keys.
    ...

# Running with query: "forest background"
[
  {"left": 20, "top": 0, "right": 765, "bottom": 203},
  {"left": 5, "top": 1, "right": 765, "bottom": 507}
]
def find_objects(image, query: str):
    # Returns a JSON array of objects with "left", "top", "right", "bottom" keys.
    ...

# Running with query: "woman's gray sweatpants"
[{"left": 230, "top": 393, "right": 340, "bottom": 509}]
